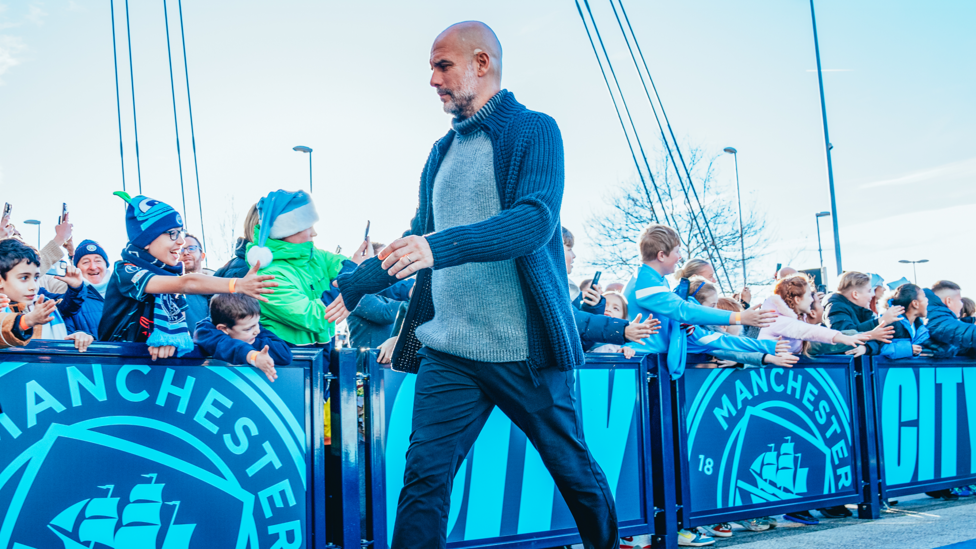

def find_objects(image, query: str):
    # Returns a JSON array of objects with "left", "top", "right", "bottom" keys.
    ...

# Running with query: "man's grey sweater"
[{"left": 414, "top": 91, "right": 529, "bottom": 362}]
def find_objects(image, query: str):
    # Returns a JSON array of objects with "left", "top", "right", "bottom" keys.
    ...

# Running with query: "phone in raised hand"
[
  {"left": 362, "top": 220, "right": 371, "bottom": 256},
  {"left": 592, "top": 271, "right": 602, "bottom": 287},
  {"left": 59, "top": 202, "right": 68, "bottom": 224}
]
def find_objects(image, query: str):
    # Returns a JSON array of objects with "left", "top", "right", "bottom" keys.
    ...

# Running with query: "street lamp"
[
  {"left": 815, "top": 211, "right": 830, "bottom": 278},
  {"left": 899, "top": 259, "right": 929, "bottom": 284},
  {"left": 809, "top": 0, "right": 843, "bottom": 276},
  {"left": 292, "top": 145, "right": 313, "bottom": 193},
  {"left": 723, "top": 147, "right": 747, "bottom": 284},
  {"left": 23, "top": 219, "right": 41, "bottom": 249}
]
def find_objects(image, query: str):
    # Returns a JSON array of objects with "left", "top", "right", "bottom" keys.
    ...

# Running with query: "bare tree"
[
  {"left": 205, "top": 196, "right": 242, "bottom": 268},
  {"left": 585, "top": 142, "right": 772, "bottom": 292}
]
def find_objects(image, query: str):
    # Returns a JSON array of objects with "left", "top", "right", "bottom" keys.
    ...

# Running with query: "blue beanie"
[
  {"left": 114, "top": 191, "right": 184, "bottom": 248},
  {"left": 246, "top": 189, "right": 319, "bottom": 268},
  {"left": 73, "top": 239, "right": 109, "bottom": 267}
]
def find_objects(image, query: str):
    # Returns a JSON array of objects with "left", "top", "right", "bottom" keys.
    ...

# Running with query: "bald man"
[{"left": 334, "top": 20, "right": 618, "bottom": 549}]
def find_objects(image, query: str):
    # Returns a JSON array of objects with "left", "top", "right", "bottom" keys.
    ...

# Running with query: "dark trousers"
[{"left": 390, "top": 348, "right": 618, "bottom": 549}]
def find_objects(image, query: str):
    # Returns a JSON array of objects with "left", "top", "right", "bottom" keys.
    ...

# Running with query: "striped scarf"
[
  {"left": 4, "top": 299, "right": 67, "bottom": 340},
  {"left": 120, "top": 244, "right": 194, "bottom": 356}
]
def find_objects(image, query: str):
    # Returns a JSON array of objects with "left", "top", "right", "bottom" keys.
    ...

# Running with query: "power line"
[
  {"left": 109, "top": 0, "right": 126, "bottom": 193},
  {"left": 123, "top": 0, "right": 142, "bottom": 193},
  {"left": 163, "top": 0, "right": 188, "bottom": 227},
  {"left": 610, "top": 0, "right": 735, "bottom": 291},
  {"left": 574, "top": 0, "right": 659, "bottom": 223},
  {"left": 178, "top": 0, "right": 208, "bottom": 261}
]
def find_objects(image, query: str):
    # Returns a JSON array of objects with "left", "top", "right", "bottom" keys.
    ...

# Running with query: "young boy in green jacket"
[{"left": 246, "top": 189, "right": 370, "bottom": 349}]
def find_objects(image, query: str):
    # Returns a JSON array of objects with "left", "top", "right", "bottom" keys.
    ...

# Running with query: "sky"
[{"left": 0, "top": 0, "right": 974, "bottom": 296}]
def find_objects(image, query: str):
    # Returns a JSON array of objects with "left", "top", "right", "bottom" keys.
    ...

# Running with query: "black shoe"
[
  {"left": 783, "top": 511, "right": 819, "bottom": 525},
  {"left": 926, "top": 489, "right": 957, "bottom": 500},
  {"left": 818, "top": 505, "right": 853, "bottom": 518}
]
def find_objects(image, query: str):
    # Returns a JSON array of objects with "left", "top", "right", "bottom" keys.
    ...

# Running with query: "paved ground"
[{"left": 700, "top": 494, "right": 976, "bottom": 549}]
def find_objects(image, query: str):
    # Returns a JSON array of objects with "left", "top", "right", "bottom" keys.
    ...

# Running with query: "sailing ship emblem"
[
  {"left": 45, "top": 474, "right": 196, "bottom": 549},
  {"left": 735, "top": 437, "right": 809, "bottom": 504}
]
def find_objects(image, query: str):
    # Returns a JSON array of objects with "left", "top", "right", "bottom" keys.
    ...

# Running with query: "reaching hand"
[
  {"left": 148, "top": 345, "right": 177, "bottom": 361},
  {"left": 0, "top": 293, "right": 9, "bottom": 310},
  {"left": 881, "top": 305, "right": 906, "bottom": 326},
  {"left": 351, "top": 237, "right": 375, "bottom": 265},
  {"left": 55, "top": 264, "right": 85, "bottom": 289},
  {"left": 624, "top": 313, "right": 660, "bottom": 344},
  {"left": 774, "top": 340, "right": 792, "bottom": 355},
  {"left": 738, "top": 287, "right": 752, "bottom": 305},
  {"left": 581, "top": 283, "right": 603, "bottom": 307},
  {"left": 740, "top": 305, "right": 777, "bottom": 328},
  {"left": 865, "top": 321, "right": 895, "bottom": 344},
  {"left": 620, "top": 346, "right": 636, "bottom": 360},
  {"left": 65, "top": 332, "right": 93, "bottom": 352},
  {"left": 23, "top": 295, "right": 57, "bottom": 328},
  {"left": 379, "top": 235, "right": 434, "bottom": 279},
  {"left": 912, "top": 344, "right": 922, "bottom": 356},
  {"left": 712, "top": 359, "right": 739, "bottom": 368},
  {"left": 845, "top": 345, "right": 868, "bottom": 357},
  {"left": 765, "top": 352, "right": 799, "bottom": 367},
  {"left": 324, "top": 280, "right": 350, "bottom": 323},
  {"left": 834, "top": 331, "right": 870, "bottom": 348},
  {"left": 251, "top": 345, "right": 278, "bottom": 383},
  {"left": 235, "top": 261, "right": 277, "bottom": 302},
  {"left": 378, "top": 336, "right": 397, "bottom": 365}
]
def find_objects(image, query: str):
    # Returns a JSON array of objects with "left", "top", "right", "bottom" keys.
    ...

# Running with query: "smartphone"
[
  {"left": 2, "top": 203, "right": 11, "bottom": 220},
  {"left": 335, "top": 245, "right": 342, "bottom": 254},
  {"left": 362, "top": 220, "right": 371, "bottom": 256},
  {"left": 817, "top": 284, "right": 827, "bottom": 294},
  {"left": 55, "top": 260, "right": 68, "bottom": 277},
  {"left": 592, "top": 271, "right": 602, "bottom": 287},
  {"left": 59, "top": 203, "right": 68, "bottom": 224}
]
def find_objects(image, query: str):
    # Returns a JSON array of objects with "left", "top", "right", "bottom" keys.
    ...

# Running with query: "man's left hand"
[{"left": 379, "top": 235, "right": 433, "bottom": 279}]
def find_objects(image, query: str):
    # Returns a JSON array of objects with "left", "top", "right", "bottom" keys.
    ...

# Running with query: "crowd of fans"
[{"left": 3, "top": 194, "right": 976, "bottom": 548}]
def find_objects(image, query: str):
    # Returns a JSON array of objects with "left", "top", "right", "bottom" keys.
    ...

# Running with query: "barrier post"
[
  {"left": 647, "top": 355, "right": 679, "bottom": 549},
  {"left": 854, "top": 356, "right": 882, "bottom": 518},
  {"left": 327, "top": 348, "right": 361, "bottom": 548}
]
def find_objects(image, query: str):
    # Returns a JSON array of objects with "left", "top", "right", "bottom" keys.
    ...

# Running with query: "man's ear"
[
  {"left": 216, "top": 323, "right": 231, "bottom": 335},
  {"left": 200, "top": 252, "right": 206, "bottom": 261}
]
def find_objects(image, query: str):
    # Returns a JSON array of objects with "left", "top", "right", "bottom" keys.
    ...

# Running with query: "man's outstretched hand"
[
  {"left": 380, "top": 236, "right": 433, "bottom": 279},
  {"left": 324, "top": 280, "right": 350, "bottom": 323}
]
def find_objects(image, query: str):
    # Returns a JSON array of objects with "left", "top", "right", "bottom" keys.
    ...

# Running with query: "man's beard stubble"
[{"left": 439, "top": 63, "right": 479, "bottom": 119}]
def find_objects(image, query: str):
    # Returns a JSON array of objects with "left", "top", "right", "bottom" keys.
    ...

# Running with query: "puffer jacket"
[
  {"left": 881, "top": 317, "right": 931, "bottom": 360},
  {"left": 63, "top": 284, "right": 105, "bottom": 337},
  {"left": 214, "top": 237, "right": 250, "bottom": 279},
  {"left": 759, "top": 295, "right": 840, "bottom": 354},
  {"left": 923, "top": 288, "right": 976, "bottom": 357},
  {"left": 824, "top": 293, "right": 879, "bottom": 333}
]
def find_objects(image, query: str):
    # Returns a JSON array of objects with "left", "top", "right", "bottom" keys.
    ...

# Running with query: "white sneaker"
[
  {"left": 678, "top": 528, "right": 715, "bottom": 546},
  {"left": 702, "top": 523, "right": 733, "bottom": 538},
  {"left": 736, "top": 518, "right": 770, "bottom": 532}
]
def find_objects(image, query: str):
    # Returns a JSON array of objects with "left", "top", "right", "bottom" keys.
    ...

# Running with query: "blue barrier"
[
  {"left": 671, "top": 355, "right": 864, "bottom": 528},
  {"left": 362, "top": 350, "right": 664, "bottom": 549},
  {"left": 0, "top": 341, "right": 327, "bottom": 549},
  {"left": 870, "top": 356, "right": 976, "bottom": 499}
]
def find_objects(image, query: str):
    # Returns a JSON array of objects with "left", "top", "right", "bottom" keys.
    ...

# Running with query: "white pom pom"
[{"left": 246, "top": 245, "right": 274, "bottom": 269}]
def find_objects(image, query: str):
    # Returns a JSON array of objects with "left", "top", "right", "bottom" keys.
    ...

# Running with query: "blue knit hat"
[
  {"left": 246, "top": 189, "right": 319, "bottom": 268},
  {"left": 114, "top": 191, "right": 184, "bottom": 248},
  {"left": 73, "top": 239, "right": 109, "bottom": 267}
]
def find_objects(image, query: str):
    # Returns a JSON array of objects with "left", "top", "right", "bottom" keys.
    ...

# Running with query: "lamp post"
[
  {"left": 292, "top": 145, "right": 313, "bottom": 193},
  {"left": 723, "top": 147, "right": 747, "bottom": 284},
  {"left": 23, "top": 219, "right": 41, "bottom": 249},
  {"left": 809, "top": 0, "right": 843, "bottom": 275},
  {"left": 899, "top": 259, "right": 929, "bottom": 285},
  {"left": 815, "top": 211, "right": 830, "bottom": 277}
]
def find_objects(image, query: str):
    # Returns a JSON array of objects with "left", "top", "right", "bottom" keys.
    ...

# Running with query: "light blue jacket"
[{"left": 623, "top": 264, "right": 775, "bottom": 378}]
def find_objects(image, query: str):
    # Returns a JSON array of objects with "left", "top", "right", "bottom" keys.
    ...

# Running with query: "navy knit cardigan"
[{"left": 337, "top": 91, "right": 584, "bottom": 374}]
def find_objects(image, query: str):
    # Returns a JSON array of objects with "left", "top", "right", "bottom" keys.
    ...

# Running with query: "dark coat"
[
  {"left": 63, "top": 284, "right": 104, "bottom": 337},
  {"left": 923, "top": 288, "right": 976, "bottom": 357},
  {"left": 194, "top": 317, "right": 293, "bottom": 366},
  {"left": 824, "top": 293, "right": 878, "bottom": 333},
  {"left": 573, "top": 308, "right": 627, "bottom": 351},
  {"left": 338, "top": 91, "right": 582, "bottom": 373},
  {"left": 214, "top": 238, "right": 250, "bottom": 279}
]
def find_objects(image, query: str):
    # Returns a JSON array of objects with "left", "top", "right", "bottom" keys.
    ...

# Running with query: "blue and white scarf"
[
  {"left": 3, "top": 299, "right": 67, "bottom": 340},
  {"left": 121, "top": 244, "right": 194, "bottom": 356}
]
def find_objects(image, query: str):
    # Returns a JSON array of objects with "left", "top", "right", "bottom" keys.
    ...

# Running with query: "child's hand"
[
  {"left": 912, "top": 344, "right": 922, "bottom": 356},
  {"left": 764, "top": 352, "right": 799, "bottom": 367},
  {"left": 845, "top": 345, "right": 868, "bottom": 357},
  {"left": 581, "top": 283, "right": 603, "bottom": 307},
  {"left": 235, "top": 261, "right": 277, "bottom": 302},
  {"left": 23, "top": 295, "right": 57, "bottom": 328},
  {"left": 251, "top": 345, "right": 278, "bottom": 382},
  {"left": 55, "top": 264, "right": 85, "bottom": 289},
  {"left": 378, "top": 336, "right": 397, "bottom": 365},
  {"left": 65, "top": 332, "right": 93, "bottom": 352},
  {"left": 740, "top": 305, "right": 777, "bottom": 328},
  {"left": 0, "top": 293, "right": 9, "bottom": 310},
  {"left": 324, "top": 280, "right": 351, "bottom": 324},
  {"left": 881, "top": 305, "right": 905, "bottom": 326},
  {"left": 620, "top": 346, "right": 636, "bottom": 360},
  {"left": 774, "top": 340, "right": 792, "bottom": 355},
  {"left": 148, "top": 345, "right": 177, "bottom": 361},
  {"left": 834, "top": 332, "right": 869, "bottom": 348},
  {"left": 624, "top": 313, "right": 659, "bottom": 344},
  {"left": 712, "top": 359, "right": 738, "bottom": 368},
  {"left": 866, "top": 321, "right": 895, "bottom": 344}
]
